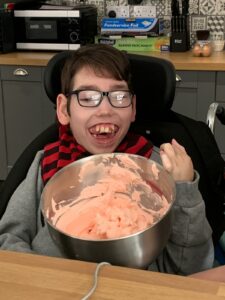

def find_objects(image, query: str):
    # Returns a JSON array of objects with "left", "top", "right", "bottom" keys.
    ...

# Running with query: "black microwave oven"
[{"left": 13, "top": 4, "right": 97, "bottom": 50}]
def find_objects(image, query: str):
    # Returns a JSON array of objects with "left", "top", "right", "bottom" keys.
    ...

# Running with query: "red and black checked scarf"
[{"left": 41, "top": 124, "right": 153, "bottom": 185}]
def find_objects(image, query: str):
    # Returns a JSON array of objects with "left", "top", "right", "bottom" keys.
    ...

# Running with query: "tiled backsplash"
[{"left": 51, "top": 0, "right": 225, "bottom": 46}]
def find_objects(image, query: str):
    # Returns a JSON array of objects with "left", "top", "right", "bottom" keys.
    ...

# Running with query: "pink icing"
[{"left": 50, "top": 156, "right": 170, "bottom": 240}]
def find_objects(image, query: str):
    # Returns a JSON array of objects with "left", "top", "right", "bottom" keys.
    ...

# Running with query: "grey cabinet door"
[
  {"left": 0, "top": 65, "right": 55, "bottom": 177},
  {"left": 0, "top": 80, "right": 8, "bottom": 180},
  {"left": 172, "top": 70, "right": 225, "bottom": 158},
  {"left": 173, "top": 71, "right": 198, "bottom": 119},
  {"left": 215, "top": 72, "right": 225, "bottom": 159},
  {"left": 173, "top": 71, "right": 216, "bottom": 122}
]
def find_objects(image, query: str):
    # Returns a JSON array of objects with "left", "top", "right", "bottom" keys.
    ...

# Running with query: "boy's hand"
[{"left": 159, "top": 139, "right": 194, "bottom": 182}]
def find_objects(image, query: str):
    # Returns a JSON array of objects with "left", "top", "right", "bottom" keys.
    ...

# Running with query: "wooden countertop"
[
  {"left": 1, "top": 250, "right": 225, "bottom": 299},
  {"left": 1, "top": 50, "right": 225, "bottom": 70},
  {"left": 0, "top": 51, "right": 57, "bottom": 67}
]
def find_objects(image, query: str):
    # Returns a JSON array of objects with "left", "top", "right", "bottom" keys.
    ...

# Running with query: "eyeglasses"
[{"left": 66, "top": 89, "right": 133, "bottom": 108}]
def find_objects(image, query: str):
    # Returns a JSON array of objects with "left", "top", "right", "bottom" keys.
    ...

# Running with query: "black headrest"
[
  {"left": 44, "top": 51, "right": 176, "bottom": 122},
  {"left": 128, "top": 53, "right": 176, "bottom": 121},
  {"left": 44, "top": 50, "right": 72, "bottom": 104}
]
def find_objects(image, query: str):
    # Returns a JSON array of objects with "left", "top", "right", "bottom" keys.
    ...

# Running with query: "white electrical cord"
[{"left": 81, "top": 262, "right": 111, "bottom": 300}]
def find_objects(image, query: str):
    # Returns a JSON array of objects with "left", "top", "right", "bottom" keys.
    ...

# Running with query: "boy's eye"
[
  {"left": 80, "top": 92, "right": 100, "bottom": 101},
  {"left": 114, "top": 94, "right": 125, "bottom": 100},
  {"left": 90, "top": 94, "right": 101, "bottom": 101},
  {"left": 111, "top": 92, "right": 128, "bottom": 100}
]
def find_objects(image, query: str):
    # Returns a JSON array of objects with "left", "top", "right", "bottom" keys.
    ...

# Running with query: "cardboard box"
[
  {"left": 96, "top": 36, "right": 170, "bottom": 52},
  {"left": 101, "top": 18, "right": 164, "bottom": 37}
]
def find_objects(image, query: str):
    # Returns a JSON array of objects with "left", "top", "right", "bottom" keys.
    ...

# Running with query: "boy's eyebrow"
[{"left": 74, "top": 84, "right": 129, "bottom": 90}]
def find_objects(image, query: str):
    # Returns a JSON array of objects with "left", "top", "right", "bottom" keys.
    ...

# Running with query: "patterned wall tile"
[
  {"left": 88, "top": 0, "right": 104, "bottom": 12},
  {"left": 163, "top": 16, "right": 171, "bottom": 35},
  {"left": 106, "top": 0, "right": 119, "bottom": 5},
  {"left": 129, "top": 4, "right": 134, "bottom": 16},
  {"left": 146, "top": 0, "right": 166, "bottom": 14},
  {"left": 199, "top": 0, "right": 217, "bottom": 15},
  {"left": 207, "top": 15, "right": 225, "bottom": 34},
  {"left": 155, "top": 0, "right": 166, "bottom": 16},
  {"left": 189, "top": 0, "right": 199, "bottom": 14},
  {"left": 208, "top": 0, "right": 218, "bottom": 14},
  {"left": 164, "top": 0, "right": 171, "bottom": 16},
  {"left": 118, "top": 0, "right": 127, "bottom": 6},
  {"left": 146, "top": 0, "right": 158, "bottom": 5},
  {"left": 191, "top": 16, "right": 207, "bottom": 31},
  {"left": 216, "top": 0, "right": 225, "bottom": 14},
  {"left": 199, "top": 0, "right": 209, "bottom": 14}
]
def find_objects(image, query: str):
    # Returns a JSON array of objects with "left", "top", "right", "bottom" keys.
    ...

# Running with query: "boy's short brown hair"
[{"left": 61, "top": 44, "right": 133, "bottom": 96}]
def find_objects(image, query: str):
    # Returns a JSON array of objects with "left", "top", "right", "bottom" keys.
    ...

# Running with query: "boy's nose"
[{"left": 96, "top": 95, "right": 114, "bottom": 114}]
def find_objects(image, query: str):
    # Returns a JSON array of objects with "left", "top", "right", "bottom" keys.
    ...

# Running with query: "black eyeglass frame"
[{"left": 66, "top": 89, "right": 134, "bottom": 108}]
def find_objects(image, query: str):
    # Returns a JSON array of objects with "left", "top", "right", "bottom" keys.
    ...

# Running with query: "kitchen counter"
[
  {"left": 1, "top": 50, "right": 225, "bottom": 70},
  {"left": 0, "top": 51, "right": 57, "bottom": 67},
  {"left": 1, "top": 250, "right": 225, "bottom": 299}
]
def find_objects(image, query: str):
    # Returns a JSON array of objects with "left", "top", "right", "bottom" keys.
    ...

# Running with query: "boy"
[{"left": 0, "top": 44, "right": 214, "bottom": 275}]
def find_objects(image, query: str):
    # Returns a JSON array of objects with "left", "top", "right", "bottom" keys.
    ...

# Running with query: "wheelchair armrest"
[{"left": 206, "top": 102, "right": 225, "bottom": 134}]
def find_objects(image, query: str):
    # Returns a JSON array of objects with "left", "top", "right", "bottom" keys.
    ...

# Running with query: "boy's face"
[{"left": 57, "top": 66, "right": 136, "bottom": 154}]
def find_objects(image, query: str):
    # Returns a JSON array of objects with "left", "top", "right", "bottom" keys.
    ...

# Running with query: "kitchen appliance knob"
[
  {"left": 69, "top": 18, "right": 79, "bottom": 25},
  {"left": 70, "top": 32, "right": 78, "bottom": 42}
]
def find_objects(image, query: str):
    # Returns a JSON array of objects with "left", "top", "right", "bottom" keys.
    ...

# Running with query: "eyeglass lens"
[{"left": 77, "top": 90, "right": 132, "bottom": 107}]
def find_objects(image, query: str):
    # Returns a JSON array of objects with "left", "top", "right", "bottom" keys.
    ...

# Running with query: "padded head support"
[
  {"left": 44, "top": 51, "right": 176, "bottom": 122},
  {"left": 44, "top": 50, "right": 73, "bottom": 104},
  {"left": 128, "top": 53, "right": 176, "bottom": 121}
]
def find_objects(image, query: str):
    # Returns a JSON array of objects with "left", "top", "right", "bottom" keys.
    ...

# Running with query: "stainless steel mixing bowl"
[{"left": 41, "top": 153, "right": 176, "bottom": 269}]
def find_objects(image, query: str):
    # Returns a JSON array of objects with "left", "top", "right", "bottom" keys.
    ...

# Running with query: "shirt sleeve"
[
  {"left": 148, "top": 147, "right": 214, "bottom": 275},
  {"left": 0, "top": 151, "right": 44, "bottom": 253}
]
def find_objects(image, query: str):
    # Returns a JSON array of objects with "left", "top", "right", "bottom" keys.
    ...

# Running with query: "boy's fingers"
[
  {"left": 160, "top": 151, "right": 172, "bottom": 172},
  {"left": 171, "top": 139, "right": 186, "bottom": 153},
  {"left": 160, "top": 143, "right": 173, "bottom": 154},
  {"left": 160, "top": 143, "right": 176, "bottom": 160}
]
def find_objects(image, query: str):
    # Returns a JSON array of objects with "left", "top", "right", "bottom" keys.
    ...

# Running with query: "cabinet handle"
[
  {"left": 13, "top": 68, "right": 29, "bottom": 76},
  {"left": 176, "top": 74, "right": 182, "bottom": 82}
]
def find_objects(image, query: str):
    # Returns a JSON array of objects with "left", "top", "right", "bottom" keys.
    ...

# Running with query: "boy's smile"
[
  {"left": 57, "top": 66, "right": 136, "bottom": 154},
  {"left": 88, "top": 123, "right": 119, "bottom": 148},
  {"left": 89, "top": 123, "right": 118, "bottom": 138}
]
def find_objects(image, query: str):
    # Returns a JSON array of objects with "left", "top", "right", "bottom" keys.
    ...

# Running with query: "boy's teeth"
[{"left": 93, "top": 124, "right": 116, "bottom": 134}]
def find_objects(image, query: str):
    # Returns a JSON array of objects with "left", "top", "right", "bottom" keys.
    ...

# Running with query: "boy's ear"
[
  {"left": 56, "top": 94, "right": 70, "bottom": 125},
  {"left": 131, "top": 95, "right": 136, "bottom": 122}
]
